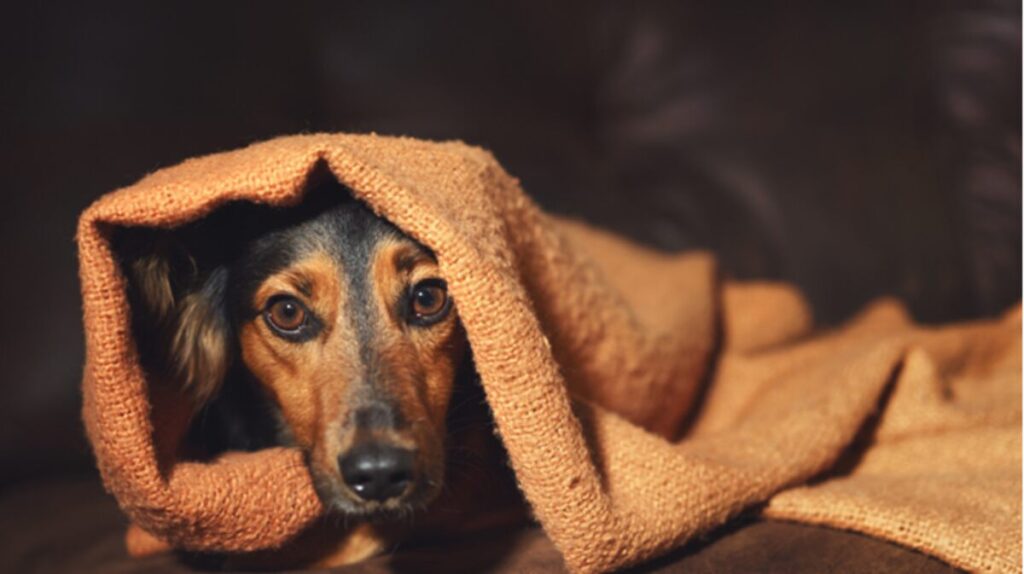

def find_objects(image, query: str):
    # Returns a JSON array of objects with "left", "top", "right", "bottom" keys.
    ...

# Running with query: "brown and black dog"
[{"left": 121, "top": 181, "right": 523, "bottom": 567}]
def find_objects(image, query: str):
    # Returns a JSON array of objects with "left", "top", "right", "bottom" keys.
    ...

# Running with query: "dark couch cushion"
[{"left": 0, "top": 478, "right": 961, "bottom": 573}]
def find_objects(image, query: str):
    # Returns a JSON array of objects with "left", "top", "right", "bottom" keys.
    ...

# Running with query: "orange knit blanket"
[{"left": 77, "top": 134, "right": 1021, "bottom": 573}]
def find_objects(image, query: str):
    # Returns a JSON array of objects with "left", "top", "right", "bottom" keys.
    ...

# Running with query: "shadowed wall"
[{"left": 1, "top": 0, "right": 1018, "bottom": 491}]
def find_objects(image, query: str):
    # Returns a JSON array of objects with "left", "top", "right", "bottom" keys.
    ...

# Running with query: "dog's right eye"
[{"left": 264, "top": 296, "right": 308, "bottom": 334}]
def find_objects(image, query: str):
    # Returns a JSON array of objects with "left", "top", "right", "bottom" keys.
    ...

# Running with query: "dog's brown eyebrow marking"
[
  {"left": 276, "top": 269, "right": 318, "bottom": 299},
  {"left": 251, "top": 252, "right": 343, "bottom": 321},
  {"left": 293, "top": 276, "right": 314, "bottom": 298},
  {"left": 394, "top": 247, "right": 433, "bottom": 273}
]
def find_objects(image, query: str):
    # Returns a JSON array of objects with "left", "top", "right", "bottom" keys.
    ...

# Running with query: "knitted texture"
[{"left": 77, "top": 134, "right": 1021, "bottom": 573}]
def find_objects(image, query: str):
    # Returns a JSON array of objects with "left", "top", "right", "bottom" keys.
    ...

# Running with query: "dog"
[{"left": 120, "top": 180, "right": 523, "bottom": 567}]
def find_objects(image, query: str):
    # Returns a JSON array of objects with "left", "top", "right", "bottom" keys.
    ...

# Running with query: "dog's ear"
[
  {"left": 171, "top": 267, "right": 231, "bottom": 406},
  {"left": 128, "top": 235, "right": 194, "bottom": 327},
  {"left": 130, "top": 252, "right": 177, "bottom": 325},
  {"left": 126, "top": 233, "right": 231, "bottom": 407}
]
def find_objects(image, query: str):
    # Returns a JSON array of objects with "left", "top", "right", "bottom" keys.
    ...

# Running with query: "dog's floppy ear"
[
  {"left": 171, "top": 267, "right": 231, "bottom": 405},
  {"left": 127, "top": 234, "right": 232, "bottom": 407},
  {"left": 129, "top": 238, "right": 190, "bottom": 327}
]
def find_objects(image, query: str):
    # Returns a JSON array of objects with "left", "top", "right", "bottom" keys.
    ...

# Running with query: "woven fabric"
[{"left": 77, "top": 134, "right": 1021, "bottom": 573}]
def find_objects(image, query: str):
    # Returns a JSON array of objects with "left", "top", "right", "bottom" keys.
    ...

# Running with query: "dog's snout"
[
  {"left": 353, "top": 403, "right": 401, "bottom": 430},
  {"left": 339, "top": 443, "right": 414, "bottom": 502}
]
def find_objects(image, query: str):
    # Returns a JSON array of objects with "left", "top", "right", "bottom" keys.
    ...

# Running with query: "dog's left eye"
[
  {"left": 408, "top": 279, "right": 450, "bottom": 325},
  {"left": 265, "top": 296, "right": 308, "bottom": 333}
]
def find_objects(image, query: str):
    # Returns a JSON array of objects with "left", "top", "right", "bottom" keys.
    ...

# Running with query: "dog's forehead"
[{"left": 234, "top": 201, "right": 421, "bottom": 298}]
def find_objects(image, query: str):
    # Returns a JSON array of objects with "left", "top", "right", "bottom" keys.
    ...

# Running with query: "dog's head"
[{"left": 126, "top": 192, "right": 467, "bottom": 518}]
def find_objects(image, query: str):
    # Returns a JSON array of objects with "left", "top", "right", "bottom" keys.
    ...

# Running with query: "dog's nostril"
[
  {"left": 339, "top": 443, "right": 415, "bottom": 503},
  {"left": 347, "top": 471, "right": 374, "bottom": 489}
]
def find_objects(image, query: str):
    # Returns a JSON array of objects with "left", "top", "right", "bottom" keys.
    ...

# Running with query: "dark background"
[{"left": 1, "top": 1, "right": 1019, "bottom": 491}]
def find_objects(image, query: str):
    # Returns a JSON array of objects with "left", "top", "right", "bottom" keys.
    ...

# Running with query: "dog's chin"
[{"left": 327, "top": 500, "right": 417, "bottom": 524}]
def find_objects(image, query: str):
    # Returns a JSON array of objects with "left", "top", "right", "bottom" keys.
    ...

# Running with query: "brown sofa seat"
[{"left": 0, "top": 478, "right": 961, "bottom": 573}]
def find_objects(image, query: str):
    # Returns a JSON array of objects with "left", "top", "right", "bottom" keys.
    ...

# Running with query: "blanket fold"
[{"left": 77, "top": 134, "right": 1021, "bottom": 573}]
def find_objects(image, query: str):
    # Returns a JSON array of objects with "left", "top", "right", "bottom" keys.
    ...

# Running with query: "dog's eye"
[
  {"left": 408, "top": 279, "right": 450, "bottom": 325},
  {"left": 265, "top": 296, "right": 307, "bottom": 333}
]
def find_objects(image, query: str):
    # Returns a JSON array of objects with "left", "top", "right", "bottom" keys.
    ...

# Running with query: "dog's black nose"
[{"left": 339, "top": 443, "right": 414, "bottom": 502}]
